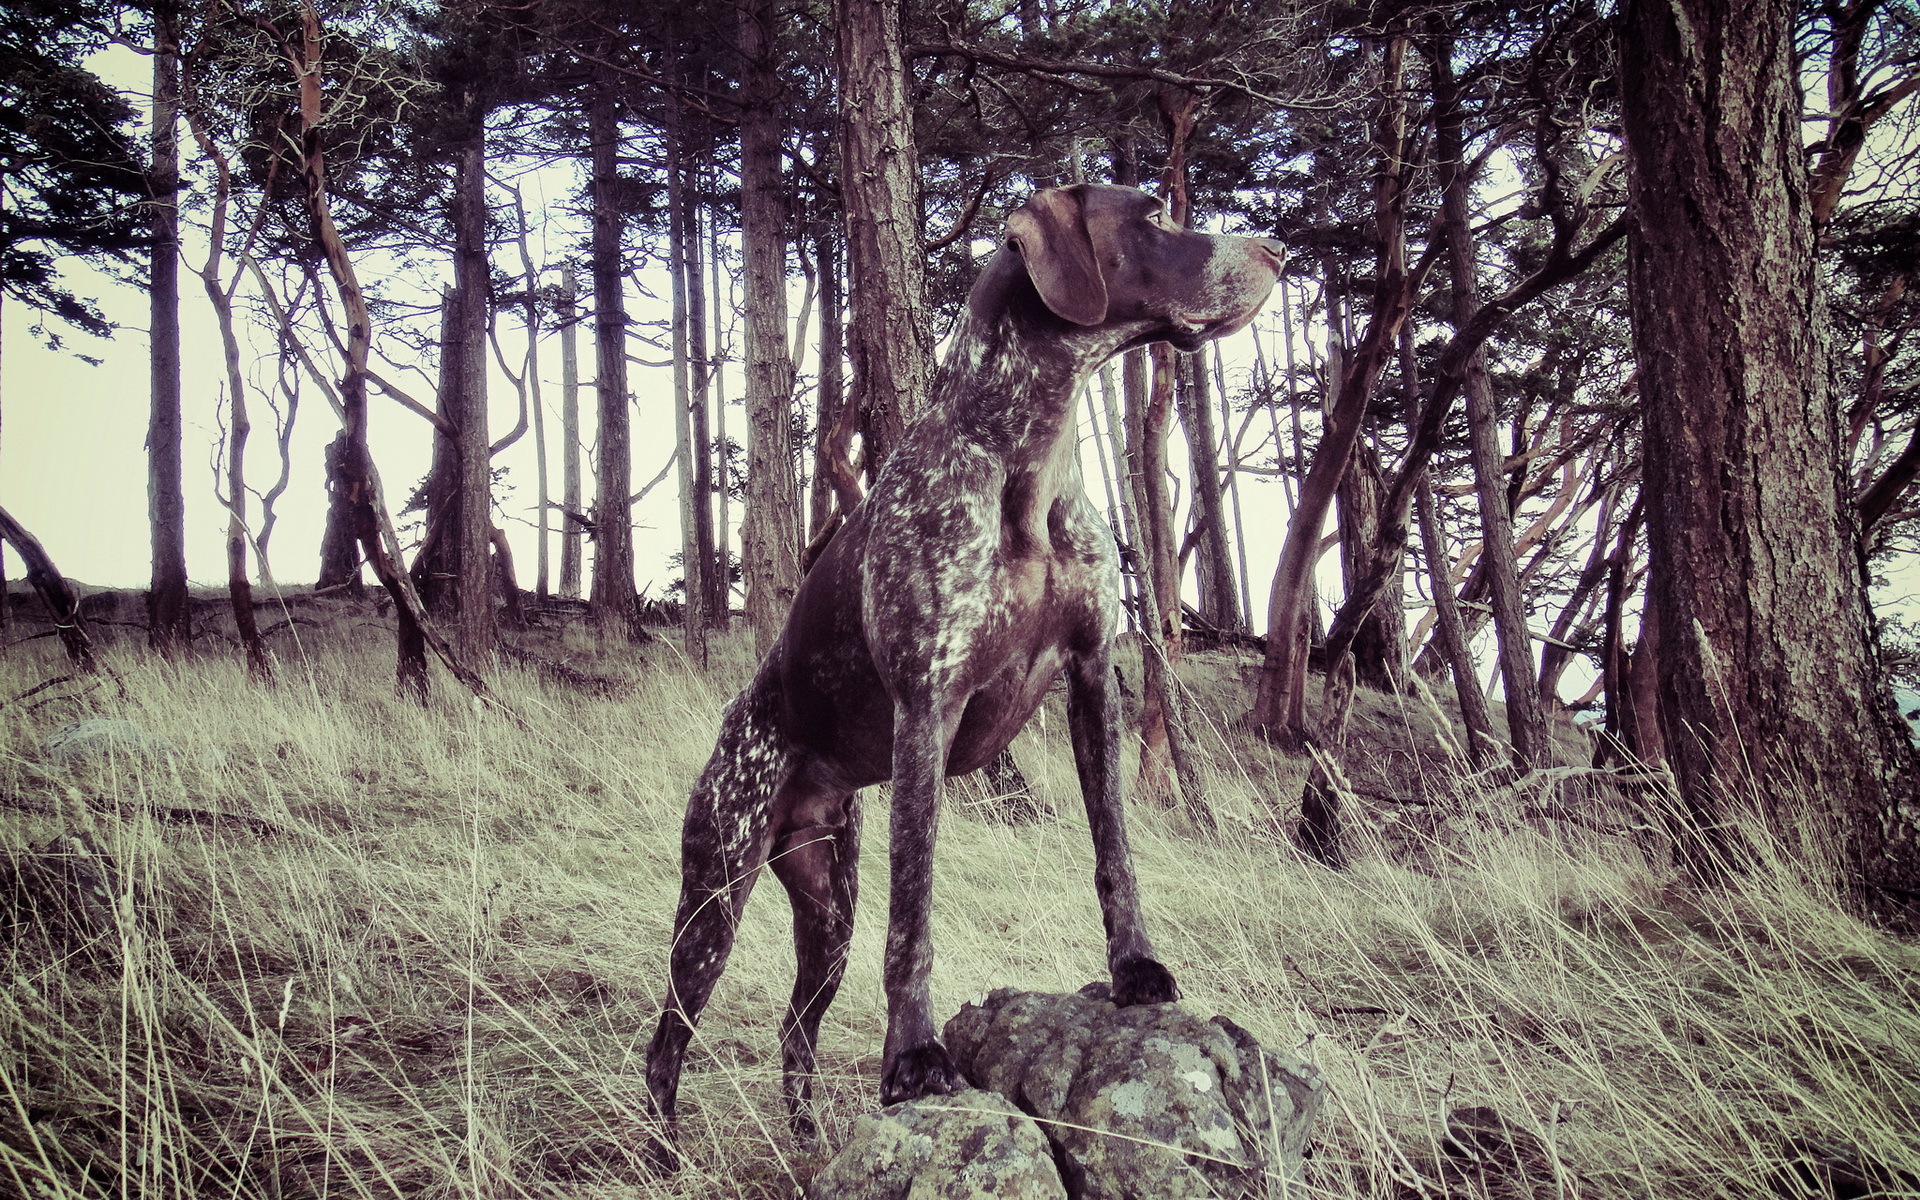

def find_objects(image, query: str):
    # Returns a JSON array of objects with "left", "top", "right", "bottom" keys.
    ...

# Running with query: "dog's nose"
[{"left": 1249, "top": 237, "right": 1286, "bottom": 270}]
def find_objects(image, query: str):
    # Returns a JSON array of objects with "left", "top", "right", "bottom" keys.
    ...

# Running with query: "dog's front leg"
[
  {"left": 1067, "top": 648, "right": 1180, "bottom": 1006},
  {"left": 878, "top": 693, "right": 965, "bottom": 1104}
]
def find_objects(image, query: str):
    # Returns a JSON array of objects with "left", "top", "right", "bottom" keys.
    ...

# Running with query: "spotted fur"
[{"left": 642, "top": 184, "right": 1284, "bottom": 1159}]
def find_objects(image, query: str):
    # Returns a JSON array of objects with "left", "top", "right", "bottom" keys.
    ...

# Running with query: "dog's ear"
[{"left": 1005, "top": 187, "right": 1108, "bottom": 326}]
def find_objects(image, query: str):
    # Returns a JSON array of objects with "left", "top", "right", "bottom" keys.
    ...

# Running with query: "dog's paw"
[
  {"left": 639, "top": 1125, "right": 683, "bottom": 1175},
  {"left": 1111, "top": 956, "right": 1181, "bottom": 1006},
  {"left": 879, "top": 1042, "right": 964, "bottom": 1106}
]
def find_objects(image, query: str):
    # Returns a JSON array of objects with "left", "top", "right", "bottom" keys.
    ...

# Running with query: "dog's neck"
[{"left": 916, "top": 290, "right": 1142, "bottom": 547}]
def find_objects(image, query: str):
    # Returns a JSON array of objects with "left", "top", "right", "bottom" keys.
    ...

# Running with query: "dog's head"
[{"left": 976, "top": 183, "right": 1285, "bottom": 353}]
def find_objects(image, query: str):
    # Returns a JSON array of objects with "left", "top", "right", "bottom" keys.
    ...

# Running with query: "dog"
[{"left": 642, "top": 183, "right": 1285, "bottom": 1148}]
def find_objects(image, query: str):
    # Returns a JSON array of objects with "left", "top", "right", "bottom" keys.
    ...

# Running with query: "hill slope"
[{"left": 1, "top": 612, "right": 1915, "bottom": 1198}]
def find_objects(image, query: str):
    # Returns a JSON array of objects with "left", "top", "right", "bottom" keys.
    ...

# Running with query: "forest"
[{"left": 2, "top": 0, "right": 1919, "bottom": 1196}]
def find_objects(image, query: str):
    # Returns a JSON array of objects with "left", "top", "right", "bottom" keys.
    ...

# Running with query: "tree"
[
  {"left": 834, "top": 0, "right": 932, "bottom": 479},
  {"left": 738, "top": 0, "right": 801, "bottom": 650},
  {"left": 586, "top": 71, "right": 640, "bottom": 638},
  {"left": 0, "top": 0, "right": 144, "bottom": 334},
  {"left": 147, "top": 0, "right": 190, "bottom": 655},
  {"left": 1252, "top": 33, "right": 1419, "bottom": 749},
  {"left": 1620, "top": 0, "right": 1919, "bottom": 905}
]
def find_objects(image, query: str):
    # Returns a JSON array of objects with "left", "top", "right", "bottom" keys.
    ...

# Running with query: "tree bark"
[
  {"left": 808, "top": 219, "right": 851, "bottom": 539},
  {"left": 558, "top": 267, "right": 583, "bottom": 599},
  {"left": 740, "top": 0, "right": 802, "bottom": 651},
  {"left": 587, "top": 75, "right": 639, "bottom": 638},
  {"left": 1451, "top": 230, "right": 1547, "bottom": 767},
  {"left": 1335, "top": 431, "right": 1406, "bottom": 692},
  {"left": 711, "top": 216, "right": 734, "bottom": 626},
  {"left": 507, "top": 189, "right": 550, "bottom": 601},
  {"left": 318, "top": 432, "right": 361, "bottom": 592},
  {"left": 1416, "top": 474, "right": 1497, "bottom": 764},
  {"left": 1176, "top": 349, "right": 1239, "bottom": 632},
  {"left": 835, "top": 0, "right": 932, "bottom": 477},
  {"left": 666, "top": 120, "right": 706, "bottom": 664},
  {"left": 0, "top": 505, "right": 94, "bottom": 669},
  {"left": 412, "top": 116, "right": 493, "bottom": 663},
  {"left": 1123, "top": 85, "right": 1213, "bottom": 830},
  {"left": 687, "top": 180, "right": 723, "bottom": 630},
  {"left": 147, "top": 0, "right": 190, "bottom": 656},
  {"left": 1622, "top": 0, "right": 1920, "bottom": 904}
]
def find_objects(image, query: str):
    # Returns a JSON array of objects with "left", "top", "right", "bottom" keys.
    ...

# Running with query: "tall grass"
[{"left": 1, "top": 618, "right": 1915, "bottom": 1198}]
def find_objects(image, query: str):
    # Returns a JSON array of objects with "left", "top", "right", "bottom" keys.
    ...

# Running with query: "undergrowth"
[{"left": 1, "top": 615, "right": 1915, "bottom": 1198}]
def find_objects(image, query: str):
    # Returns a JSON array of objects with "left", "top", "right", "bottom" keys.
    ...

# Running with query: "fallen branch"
[
  {"left": 3, "top": 676, "right": 77, "bottom": 709},
  {"left": 1, "top": 785, "right": 286, "bottom": 836},
  {"left": 494, "top": 643, "right": 635, "bottom": 697}
]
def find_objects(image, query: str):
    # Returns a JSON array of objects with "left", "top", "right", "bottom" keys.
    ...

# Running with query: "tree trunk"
[
  {"left": 1335, "top": 431, "right": 1406, "bottom": 692},
  {"left": 318, "top": 432, "right": 361, "bottom": 592},
  {"left": 413, "top": 120, "right": 493, "bottom": 664},
  {"left": 147, "top": 0, "right": 190, "bottom": 656},
  {"left": 508, "top": 191, "right": 551, "bottom": 601},
  {"left": 712, "top": 216, "right": 734, "bottom": 625},
  {"left": 687, "top": 183, "right": 723, "bottom": 631},
  {"left": 587, "top": 76, "right": 639, "bottom": 638},
  {"left": 1253, "top": 35, "right": 1416, "bottom": 749},
  {"left": 1621, "top": 0, "right": 1920, "bottom": 904},
  {"left": 0, "top": 505, "right": 94, "bottom": 669},
  {"left": 835, "top": 0, "right": 932, "bottom": 477},
  {"left": 1119, "top": 87, "right": 1212, "bottom": 830},
  {"left": 1429, "top": 47, "right": 1547, "bottom": 769},
  {"left": 1416, "top": 473, "right": 1497, "bottom": 764},
  {"left": 809, "top": 220, "right": 851, "bottom": 539},
  {"left": 1595, "top": 497, "right": 1662, "bottom": 768},
  {"left": 741, "top": 0, "right": 801, "bottom": 651},
  {"left": 558, "top": 267, "right": 583, "bottom": 599},
  {"left": 1215, "top": 340, "right": 1255, "bottom": 629},
  {"left": 213, "top": 269, "right": 265, "bottom": 679},
  {"left": 283, "top": 0, "right": 486, "bottom": 701},
  {"left": 667, "top": 122, "right": 706, "bottom": 664},
  {"left": 1537, "top": 486, "right": 1618, "bottom": 709},
  {"left": 1176, "top": 349, "right": 1239, "bottom": 632},
  {"left": 1129, "top": 340, "right": 1182, "bottom": 808},
  {"left": 180, "top": 68, "right": 267, "bottom": 677}
]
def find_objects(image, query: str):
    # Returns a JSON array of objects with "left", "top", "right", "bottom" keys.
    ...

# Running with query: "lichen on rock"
[
  {"left": 942, "top": 984, "right": 1324, "bottom": 1199},
  {"left": 806, "top": 1086, "right": 1065, "bottom": 1199}
]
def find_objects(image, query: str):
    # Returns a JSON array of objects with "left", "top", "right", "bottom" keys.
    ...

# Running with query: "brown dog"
[{"left": 643, "top": 183, "right": 1284, "bottom": 1149}]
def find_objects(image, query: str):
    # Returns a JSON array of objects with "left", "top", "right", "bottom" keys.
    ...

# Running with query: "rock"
[
  {"left": 807, "top": 1087, "right": 1064, "bottom": 1199},
  {"left": 41, "top": 719, "right": 179, "bottom": 765},
  {"left": 944, "top": 985, "right": 1325, "bottom": 1199}
]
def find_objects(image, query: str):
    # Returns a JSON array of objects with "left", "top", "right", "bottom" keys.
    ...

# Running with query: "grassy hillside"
[{"left": 1, "top": 607, "right": 1916, "bottom": 1198}]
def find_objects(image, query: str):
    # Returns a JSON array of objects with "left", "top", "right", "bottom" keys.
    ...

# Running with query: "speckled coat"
[{"left": 642, "top": 183, "right": 1285, "bottom": 1158}]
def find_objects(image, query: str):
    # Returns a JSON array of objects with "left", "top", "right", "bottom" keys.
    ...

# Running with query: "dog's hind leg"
[
  {"left": 769, "top": 780, "right": 861, "bottom": 1143},
  {"left": 644, "top": 679, "right": 789, "bottom": 1161},
  {"left": 1067, "top": 648, "right": 1180, "bottom": 1006}
]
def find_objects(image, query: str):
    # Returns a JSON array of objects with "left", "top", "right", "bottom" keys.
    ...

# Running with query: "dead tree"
[{"left": 0, "top": 506, "right": 94, "bottom": 669}]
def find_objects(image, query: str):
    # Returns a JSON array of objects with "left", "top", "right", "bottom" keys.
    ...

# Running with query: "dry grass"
[{"left": 1, "top": 612, "right": 1916, "bottom": 1198}]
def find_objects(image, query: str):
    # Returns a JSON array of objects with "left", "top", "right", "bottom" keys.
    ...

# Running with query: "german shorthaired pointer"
[{"left": 643, "top": 183, "right": 1284, "bottom": 1149}]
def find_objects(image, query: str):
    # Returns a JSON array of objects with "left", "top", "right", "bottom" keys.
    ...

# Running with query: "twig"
[{"left": 3, "top": 676, "right": 77, "bottom": 709}]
